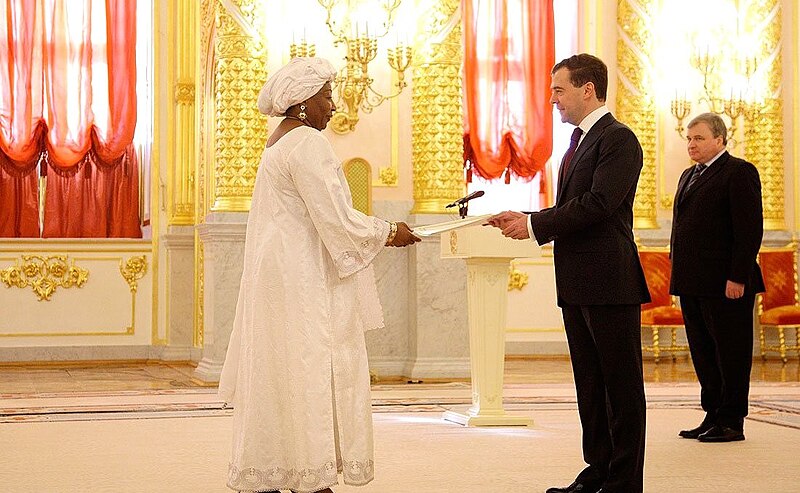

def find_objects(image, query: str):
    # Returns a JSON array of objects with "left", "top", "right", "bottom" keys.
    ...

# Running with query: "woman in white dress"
[{"left": 218, "top": 57, "right": 420, "bottom": 493}]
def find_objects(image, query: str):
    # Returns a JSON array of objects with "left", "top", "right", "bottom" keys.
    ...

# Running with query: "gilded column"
[
  {"left": 168, "top": 0, "right": 197, "bottom": 225},
  {"left": 410, "top": 0, "right": 464, "bottom": 214},
  {"left": 616, "top": 0, "right": 658, "bottom": 228},
  {"left": 742, "top": 0, "right": 784, "bottom": 230},
  {"left": 210, "top": 0, "right": 268, "bottom": 212}
]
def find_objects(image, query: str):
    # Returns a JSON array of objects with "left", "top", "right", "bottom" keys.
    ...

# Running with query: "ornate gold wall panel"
[
  {"left": 167, "top": 0, "right": 198, "bottom": 225},
  {"left": 0, "top": 244, "right": 151, "bottom": 340},
  {"left": 0, "top": 255, "right": 89, "bottom": 301},
  {"left": 410, "top": 0, "right": 465, "bottom": 214},
  {"left": 194, "top": 0, "right": 216, "bottom": 347},
  {"left": 616, "top": 0, "right": 657, "bottom": 229},
  {"left": 742, "top": 0, "right": 784, "bottom": 230},
  {"left": 210, "top": 0, "right": 268, "bottom": 212}
]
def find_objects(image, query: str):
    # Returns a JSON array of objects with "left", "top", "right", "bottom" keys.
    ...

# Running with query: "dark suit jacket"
[
  {"left": 529, "top": 112, "right": 650, "bottom": 306},
  {"left": 670, "top": 151, "right": 765, "bottom": 296}
]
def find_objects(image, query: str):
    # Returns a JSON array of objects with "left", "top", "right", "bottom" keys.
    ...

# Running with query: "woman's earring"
[{"left": 298, "top": 104, "right": 307, "bottom": 120}]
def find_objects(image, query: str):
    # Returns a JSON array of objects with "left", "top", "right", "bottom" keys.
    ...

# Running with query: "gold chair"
[
  {"left": 639, "top": 248, "right": 688, "bottom": 363},
  {"left": 757, "top": 244, "right": 800, "bottom": 363}
]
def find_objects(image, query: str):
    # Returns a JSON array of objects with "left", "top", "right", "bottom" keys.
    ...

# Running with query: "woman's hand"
[{"left": 388, "top": 222, "right": 421, "bottom": 247}]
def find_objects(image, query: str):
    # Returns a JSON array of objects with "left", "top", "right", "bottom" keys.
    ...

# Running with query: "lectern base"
[{"left": 442, "top": 408, "right": 534, "bottom": 427}]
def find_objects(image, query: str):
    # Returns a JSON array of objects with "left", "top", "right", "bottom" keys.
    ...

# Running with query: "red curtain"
[
  {"left": 462, "top": 0, "right": 555, "bottom": 185},
  {"left": 0, "top": 0, "right": 140, "bottom": 238}
]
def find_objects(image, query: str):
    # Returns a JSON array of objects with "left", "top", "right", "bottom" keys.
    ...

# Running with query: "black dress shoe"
[
  {"left": 678, "top": 420, "right": 716, "bottom": 439},
  {"left": 546, "top": 481, "right": 601, "bottom": 493},
  {"left": 698, "top": 425, "right": 745, "bottom": 442}
]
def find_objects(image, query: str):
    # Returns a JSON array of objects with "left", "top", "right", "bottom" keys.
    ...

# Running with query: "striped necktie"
[{"left": 684, "top": 163, "right": 707, "bottom": 192}]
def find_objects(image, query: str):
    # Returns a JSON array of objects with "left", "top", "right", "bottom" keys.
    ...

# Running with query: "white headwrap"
[{"left": 257, "top": 57, "right": 337, "bottom": 116}]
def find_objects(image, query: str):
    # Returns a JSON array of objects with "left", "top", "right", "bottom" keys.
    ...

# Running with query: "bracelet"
[{"left": 385, "top": 222, "right": 398, "bottom": 246}]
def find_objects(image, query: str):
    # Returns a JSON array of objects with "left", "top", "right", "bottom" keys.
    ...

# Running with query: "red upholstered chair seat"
[
  {"left": 641, "top": 306, "right": 684, "bottom": 325},
  {"left": 757, "top": 246, "right": 800, "bottom": 363},
  {"left": 638, "top": 249, "right": 689, "bottom": 362},
  {"left": 760, "top": 306, "right": 800, "bottom": 325}
]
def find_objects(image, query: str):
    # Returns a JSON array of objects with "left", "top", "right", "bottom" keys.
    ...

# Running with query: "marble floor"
[
  {"left": 1, "top": 357, "right": 799, "bottom": 492},
  {"left": 0, "top": 356, "right": 798, "bottom": 394}
]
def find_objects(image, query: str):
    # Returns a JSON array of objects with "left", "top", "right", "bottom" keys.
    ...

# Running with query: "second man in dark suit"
[
  {"left": 488, "top": 53, "right": 650, "bottom": 493},
  {"left": 670, "top": 112, "right": 764, "bottom": 443}
]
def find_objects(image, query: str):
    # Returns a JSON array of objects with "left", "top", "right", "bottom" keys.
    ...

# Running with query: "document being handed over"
[{"left": 411, "top": 214, "right": 493, "bottom": 237}]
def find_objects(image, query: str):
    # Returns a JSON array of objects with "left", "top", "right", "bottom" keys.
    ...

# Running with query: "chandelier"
[
  {"left": 290, "top": 0, "right": 413, "bottom": 134},
  {"left": 670, "top": 47, "right": 763, "bottom": 144}
]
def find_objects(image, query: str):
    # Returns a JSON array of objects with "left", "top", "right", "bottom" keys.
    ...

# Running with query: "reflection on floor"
[
  {"left": 0, "top": 358, "right": 799, "bottom": 492},
  {"left": 1, "top": 357, "right": 799, "bottom": 394}
]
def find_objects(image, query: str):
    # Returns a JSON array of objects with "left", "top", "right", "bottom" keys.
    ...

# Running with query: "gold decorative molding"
[
  {"left": 616, "top": 0, "right": 658, "bottom": 229},
  {"left": 119, "top": 256, "right": 148, "bottom": 294},
  {"left": 449, "top": 230, "right": 458, "bottom": 254},
  {"left": 376, "top": 76, "right": 400, "bottom": 187},
  {"left": 0, "top": 255, "right": 89, "bottom": 301},
  {"left": 194, "top": 239, "right": 205, "bottom": 348},
  {"left": 166, "top": 0, "right": 198, "bottom": 226},
  {"left": 210, "top": 0, "right": 268, "bottom": 212},
  {"left": 119, "top": 255, "right": 148, "bottom": 335},
  {"left": 742, "top": 0, "right": 784, "bottom": 231},
  {"left": 379, "top": 166, "right": 398, "bottom": 187},
  {"left": 410, "top": 0, "right": 465, "bottom": 214},
  {"left": 507, "top": 264, "right": 529, "bottom": 291},
  {"left": 174, "top": 82, "right": 196, "bottom": 104},
  {"left": 194, "top": 0, "right": 215, "bottom": 347}
]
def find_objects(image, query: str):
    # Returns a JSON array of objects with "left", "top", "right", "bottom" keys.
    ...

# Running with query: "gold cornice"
[
  {"left": 742, "top": 0, "right": 784, "bottom": 231},
  {"left": 410, "top": 0, "right": 464, "bottom": 214},
  {"left": 616, "top": 0, "right": 658, "bottom": 229},
  {"left": 0, "top": 255, "right": 89, "bottom": 301}
]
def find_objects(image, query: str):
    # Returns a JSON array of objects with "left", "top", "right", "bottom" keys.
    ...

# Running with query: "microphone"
[{"left": 445, "top": 190, "right": 485, "bottom": 208}]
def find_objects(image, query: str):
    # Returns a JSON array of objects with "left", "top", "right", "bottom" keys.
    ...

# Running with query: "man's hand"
[
  {"left": 725, "top": 280, "right": 745, "bottom": 299},
  {"left": 485, "top": 211, "right": 525, "bottom": 229},
  {"left": 484, "top": 211, "right": 530, "bottom": 240}
]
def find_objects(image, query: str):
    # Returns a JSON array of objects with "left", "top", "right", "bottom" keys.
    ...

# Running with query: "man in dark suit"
[
  {"left": 670, "top": 112, "right": 764, "bottom": 443},
  {"left": 488, "top": 54, "right": 650, "bottom": 493}
]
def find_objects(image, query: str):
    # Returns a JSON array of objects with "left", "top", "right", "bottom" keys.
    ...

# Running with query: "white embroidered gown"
[{"left": 218, "top": 126, "right": 390, "bottom": 493}]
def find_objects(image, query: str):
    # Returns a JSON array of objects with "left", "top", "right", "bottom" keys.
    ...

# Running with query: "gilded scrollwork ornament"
[
  {"left": 507, "top": 264, "right": 529, "bottom": 291},
  {"left": 0, "top": 255, "right": 89, "bottom": 301},
  {"left": 119, "top": 256, "right": 148, "bottom": 294}
]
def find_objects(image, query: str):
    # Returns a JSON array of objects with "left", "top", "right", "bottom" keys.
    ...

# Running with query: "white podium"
[{"left": 439, "top": 225, "right": 539, "bottom": 427}]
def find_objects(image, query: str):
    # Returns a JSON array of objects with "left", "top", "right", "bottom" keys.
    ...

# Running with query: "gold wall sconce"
[{"left": 290, "top": 0, "right": 412, "bottom": 134}]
